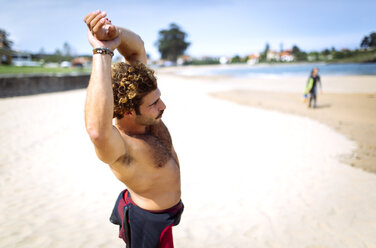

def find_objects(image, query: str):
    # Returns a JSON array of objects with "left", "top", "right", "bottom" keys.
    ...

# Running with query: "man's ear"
[{"left": 124, "top": 109, "right": 136, "bottom": 118}]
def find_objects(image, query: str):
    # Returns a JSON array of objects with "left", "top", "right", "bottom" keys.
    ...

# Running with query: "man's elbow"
[{"left": 86, "top": 125, "right": 109, "bottom": 144}]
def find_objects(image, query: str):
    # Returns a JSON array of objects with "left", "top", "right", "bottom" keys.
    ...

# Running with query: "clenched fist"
[{"left": 84, "top": 10, "right": 119, "bottom": 41}]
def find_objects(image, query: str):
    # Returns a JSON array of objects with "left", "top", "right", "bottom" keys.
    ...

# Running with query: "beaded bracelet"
[{"left": 93, "top": 47, "right": 114, "bottom": 57}]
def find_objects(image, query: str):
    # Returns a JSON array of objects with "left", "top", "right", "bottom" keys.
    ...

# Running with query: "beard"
[{"left": 135, "top": 110, "right": 164, "bottom": 126}]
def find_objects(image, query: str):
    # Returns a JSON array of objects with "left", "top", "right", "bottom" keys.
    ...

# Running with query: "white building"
[
  {"left": 266, "top": 50, "right": 280, "bottom": 61},
  {"left": 12, "top": 51, "right": 40, "bottom": 66},
  {"left": 280, "top": 50, "right": 294, "bottom": 62},
  {"left": 247, "top": 53, "right": 260, "bottom": 65},
  {"left": 219, "top": 56, "right": 229, "bottom": 65}
]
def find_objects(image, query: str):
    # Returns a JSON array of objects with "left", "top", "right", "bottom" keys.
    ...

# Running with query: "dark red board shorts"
[{"left": 110, "top": 190, "right": 184, "bottom": 248}]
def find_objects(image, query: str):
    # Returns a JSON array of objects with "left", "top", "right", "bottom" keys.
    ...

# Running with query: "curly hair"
[{"left": 111, "top": 62, "right": 157, "bottom": 119}]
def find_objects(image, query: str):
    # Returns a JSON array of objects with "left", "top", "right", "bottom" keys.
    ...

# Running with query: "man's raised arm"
[
  {"left": 117, "top": 27, "right": 147, "bottom": 65},
  {"left": 84, "top": 10, "right": 147, "bottom": 65},
  {"left": 84, "top": 11, "right": 125, "bottom": 165}
]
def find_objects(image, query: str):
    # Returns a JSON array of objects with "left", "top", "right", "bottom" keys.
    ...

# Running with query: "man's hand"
[
  {"left": 87, "top": 31, "right": 120, "bottom": 52},
  {"left": 84, "top": 10, "right": 119, "bottom": 41},
  {"left": 84, "top": 10, "right": 121, "bottom": 51},
  {"left": 84, "top": 10, "right": 147, "bottom": 64}
]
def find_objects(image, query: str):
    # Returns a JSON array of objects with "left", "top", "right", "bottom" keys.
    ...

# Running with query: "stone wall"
[{"left": 0, "top": 73, "right": 90, "bottom": 97}]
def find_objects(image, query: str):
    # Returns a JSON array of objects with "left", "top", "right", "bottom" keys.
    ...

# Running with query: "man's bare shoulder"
[{"left": 113, "top": 126, "right": 146, "bottom": 151}]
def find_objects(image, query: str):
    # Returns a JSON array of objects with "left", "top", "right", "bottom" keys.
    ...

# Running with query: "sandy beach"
[
  {"left": 1, "top": 68, "right": 376, "bottom": 248},
  {"left": 208, "top": 76, "right": 376, "bottom": 174}
]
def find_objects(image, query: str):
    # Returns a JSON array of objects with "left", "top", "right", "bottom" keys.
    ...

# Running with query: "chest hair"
[{"left": 135, "top": 123, "right": 177, "bottom": 168}]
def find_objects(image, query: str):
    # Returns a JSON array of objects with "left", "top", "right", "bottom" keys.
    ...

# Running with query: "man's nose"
[{"left": 159, "top": 100, "right": 166, "bottom": 110}]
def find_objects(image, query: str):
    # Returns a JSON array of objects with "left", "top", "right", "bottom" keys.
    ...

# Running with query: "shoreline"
[{"left": 157, "top": 62, "right": 376, "bottom": 79}]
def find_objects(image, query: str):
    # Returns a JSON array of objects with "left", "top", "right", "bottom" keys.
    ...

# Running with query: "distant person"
[
  {"left": 304, "top": 67, "right": 322, "bottom": 108},
  {"left": 83, "top": 10, "right": 183, "bottom": 248}
]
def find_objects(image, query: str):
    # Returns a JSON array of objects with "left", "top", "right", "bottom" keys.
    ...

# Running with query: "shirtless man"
[{"left": 83, "top": 10, "right": 183, "bottom": 248}]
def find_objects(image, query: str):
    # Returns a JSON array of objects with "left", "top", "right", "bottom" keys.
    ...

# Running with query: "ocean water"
[{"left": 178, "top": 63, "right": 376, "bottom": 78}]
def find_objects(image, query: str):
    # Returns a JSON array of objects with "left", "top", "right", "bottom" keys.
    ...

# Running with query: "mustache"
[{"left": 156, "top": 110, "right": 164, "bottom": 119}]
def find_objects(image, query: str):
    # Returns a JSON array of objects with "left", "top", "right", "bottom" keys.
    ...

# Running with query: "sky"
[{"left": 1, "top": 0, "right": 375, "bottom": 59}]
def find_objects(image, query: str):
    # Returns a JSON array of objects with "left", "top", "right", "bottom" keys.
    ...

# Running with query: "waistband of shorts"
[{"left": 123, "top": 189, "right": 183, "bottom": 214}]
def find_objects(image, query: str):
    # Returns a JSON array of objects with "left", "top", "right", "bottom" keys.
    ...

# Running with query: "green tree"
[
  {"left": 320, "top": 48, "right": 331, "bottom": 60},
  {"left": 231, "top": 55, "right": 241, "bottom": 63},
  {"left": 63, "top": 42, "right": 72, "bottom": 57},
  {"left": 0, "top": 29, "right": 13, "bottom": 64},
  {"left": 0, "top": 29, "right": 13, "bottom": 49},
  {"left": 260, "top": 43, "right": 270, "bottom": 62},
  {"left": 292, "top": 45, "right": 307, "bottom": 61},
  {"left": 243, "top": 55, "right": 249, "bottom": 63},
  {"left": 361, "top": 36, "right": 369, "bottom": 49},
  {"left": 322, "top": 48, "right": 330, "bottom": 56},
  {"left": 369, "top": 32, "right": 376, "bottom": 48},
  {"left": 360, "top": 32, "right": 376, "bottom": 49},
  {"left": 333, "top": 51, "right": 345, "bottom": 59},
  {"left": 292, "top": 45, "right": 301, "bottom": 55},
  {"left": 155, "top": 23, "right": 190, "bottom": 62},
  {"left": 308, "top": 51, "right": 319, "bottom": 61},
  {"left": 47, "top": 49, "right": 64, "bottom": 63}
]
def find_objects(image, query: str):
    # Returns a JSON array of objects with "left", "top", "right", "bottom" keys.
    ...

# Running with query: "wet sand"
[{"left": 210, "top": 90, "right": 376, "bottom": 173}]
